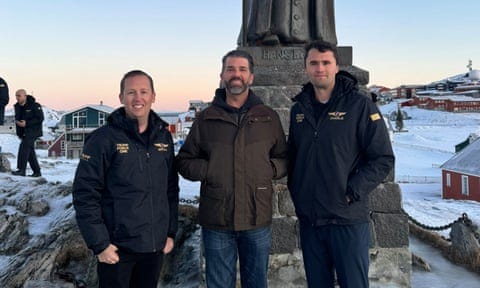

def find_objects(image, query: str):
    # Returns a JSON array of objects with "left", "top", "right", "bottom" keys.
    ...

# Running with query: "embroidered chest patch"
[
  {"left": 328, "top": 111, "right": 347, "bottom": 120},
  {"left": 154, "top": 143, "right": 169, "bottom": 152}
]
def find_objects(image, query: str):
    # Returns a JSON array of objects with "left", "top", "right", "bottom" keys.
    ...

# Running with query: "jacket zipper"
[{"left": 146, "top": 150, "right": 157, "bottom": 252}]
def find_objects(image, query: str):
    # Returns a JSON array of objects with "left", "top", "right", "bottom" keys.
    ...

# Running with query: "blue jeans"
[{"left": 202, "top": 226, "right": 271, "bottom": 288}]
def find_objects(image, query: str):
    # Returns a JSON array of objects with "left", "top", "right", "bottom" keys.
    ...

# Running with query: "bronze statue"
[{"left": 240, "top": 0, "right": 338, "bottom": 46}]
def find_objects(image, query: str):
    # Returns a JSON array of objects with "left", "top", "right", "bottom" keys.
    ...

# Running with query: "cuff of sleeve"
[
  {"left": 92, "top": 242, "right": 110, "bottom": 255},
  {"left": 346, "top": 186, "right": 360, "bottom": 202}
]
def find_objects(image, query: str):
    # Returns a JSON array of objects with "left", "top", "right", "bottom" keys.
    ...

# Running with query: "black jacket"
[
  {"left": 288, "top": 71, "right": 394, "bottom": 225},
  {"left": 14, "top": 95, "right": 44, "bottom": 139},
  {"left": 0, "top": 77, "right": 8, "bottom": 106},
  {"left": 72, "top": 108, "right": 179, "bottom": 254}
]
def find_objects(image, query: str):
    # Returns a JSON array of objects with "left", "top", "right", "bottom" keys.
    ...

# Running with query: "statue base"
[{"left": 238, "top": 46, "right": 369, "bottom": 86}]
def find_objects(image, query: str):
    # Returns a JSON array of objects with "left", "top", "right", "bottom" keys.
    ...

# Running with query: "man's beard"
[{"left": 224, "top": 78, "right": 249, "bottom": 95}]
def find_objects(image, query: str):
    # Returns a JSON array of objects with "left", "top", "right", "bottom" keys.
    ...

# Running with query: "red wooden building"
[
  {"left": 441, "top": 138, "right": 480, "bottom": 202},
  {"left": 48, "top": 133, "right": 66, "bottom": 157},
  {"left": 401, "top": 95, "right": 480, "bottom": 112}
]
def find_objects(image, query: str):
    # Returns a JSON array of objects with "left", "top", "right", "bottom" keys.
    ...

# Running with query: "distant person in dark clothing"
[
  {"left": 12, "top": 89, "right": 44, "bottom": 177},
  {"left": 0, "top": 77, "right": 9, "bottom": 125}
]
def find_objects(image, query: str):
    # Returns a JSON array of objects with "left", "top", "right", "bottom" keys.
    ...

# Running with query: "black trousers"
[
  {"left": 17, "top": 136, "right": 41, "bottom": 173},
  {"left": 0, "top": 104, "right": 5, "bottom": 125},
  {"left": 299, "top": 222, "right": 370, "bottom": 288},
  {"left": 97, "top": 250, "right": 164, "bottom": 288}
]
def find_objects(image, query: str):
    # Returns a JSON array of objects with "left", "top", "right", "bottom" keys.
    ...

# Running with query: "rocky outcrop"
[
  {"left": 0, "top": 174, "right": 201, "bottom": 288},
  {"left": 0, "top": 152, "right": 12, "bottom": 173}
]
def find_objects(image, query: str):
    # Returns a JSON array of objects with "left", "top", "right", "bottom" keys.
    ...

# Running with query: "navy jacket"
[
  {"left": 14, "top": 95, "right": 44, "bottom": 139},
  {"left": 288, "top": 71, "right": 394, "bottom": 225},
  {"left": 72, "top": 108, "right": 179, "bottom": 254},
  {"left": 0, "top": 77, "right": 8, "bottom": 106}
]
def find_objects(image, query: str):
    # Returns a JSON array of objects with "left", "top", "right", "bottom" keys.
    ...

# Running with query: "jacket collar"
[
  {"left": 108, "top": 107, "right": 167, "bottom": 134},
  {"left": 293, "top": 70, "right": 359, "bottom": 105},
  {"left": 212, "top": 88, "right": 263, "bottom": 113}
]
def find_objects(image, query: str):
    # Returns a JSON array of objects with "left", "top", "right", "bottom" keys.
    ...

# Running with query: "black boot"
[{"left": 12, "top": 170, "right": 26, "bottom": 176}]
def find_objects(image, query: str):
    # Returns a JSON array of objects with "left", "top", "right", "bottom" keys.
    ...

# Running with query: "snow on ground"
[
  {"left": 1, "top": 101, "right": 480, "bottom": 285},
  {"left": 379, "top": 102, "right": 480, "bottom": 231}
]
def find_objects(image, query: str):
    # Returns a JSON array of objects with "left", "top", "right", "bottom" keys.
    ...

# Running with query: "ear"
[
  {"left": 152, "top": 92, "right": 156, "bottom": 103},
  {"left": 119, "top": 93, "right": 124, "bottom": 104},
  {"left": 248, "top": 73, "right": 254, "bottom": 85}
]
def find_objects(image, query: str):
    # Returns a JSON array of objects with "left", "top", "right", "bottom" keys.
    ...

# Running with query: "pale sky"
[{"left": 1, "top": 0, "right": 478, "bottom": 112}]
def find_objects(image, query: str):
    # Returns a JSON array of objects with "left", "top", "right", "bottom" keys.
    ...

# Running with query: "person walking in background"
[
  {"left": 12, "top": 89, "right": 43, "bottom": 177},
  {"left": 72, "top": 70, "right": 179, "bottom": 288},
  {"left": 0, "top": 77, "right": 9, "bottom": 125},
  {"left": 176, "top": 50, "right": 288, "bottom": 288},
  {"left": 288, "top": 41, "right": 394, "bottom": 287}
]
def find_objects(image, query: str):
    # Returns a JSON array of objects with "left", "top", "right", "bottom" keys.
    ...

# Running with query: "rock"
[
  {"left": 412, "top": 253, "right": 431, "bottom": 271},
  {"left": 0, "top": 211, "right": 30, "bottom": 254},
  {"left": 30, "top": 199, "right": 50, "bottom": 216},
  {"left": 0, "top": 153, "right": 11, "bottom": 172}
]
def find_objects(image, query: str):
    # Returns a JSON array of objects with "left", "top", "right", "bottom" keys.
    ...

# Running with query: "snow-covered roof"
[
  {"left": 178, "top": 111, "right": 195, "bottom": 122},
  {"left": 160, "top": 116, "right": 179, "bottom": 125},
  {"left": 441, "top": 138, "right": 480, "bottom": 176},
  {"left": 62, "top": 104, "right": 115, "bottom": 116}
]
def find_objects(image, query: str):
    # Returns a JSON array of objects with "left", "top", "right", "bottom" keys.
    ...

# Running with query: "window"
[
  {"left": 72, "top": 134, "right": 83, "bottom": 141},
  {"left": 99, "top": 112, "right": 106, "bottom": 126},
  {"left": 446, "top": 173, "right": 451, "bottom": 187},
  {"left": 60, "top": 140, "right": 65, "bottom": 151},
  {"left": 461, "top": 175, "right": 469, "bottom": 196},
  {"left": 72, "top": 110, "right": 87, "bottom": 128}
]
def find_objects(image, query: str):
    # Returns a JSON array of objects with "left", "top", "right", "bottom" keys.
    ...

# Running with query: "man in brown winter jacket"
[{"left": 176, "top": 50, "right": 288, "bottom": 288}]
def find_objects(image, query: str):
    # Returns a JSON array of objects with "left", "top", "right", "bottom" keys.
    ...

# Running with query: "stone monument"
[{"left": 237, "top": 1, "right": 411, "bottom": 287}]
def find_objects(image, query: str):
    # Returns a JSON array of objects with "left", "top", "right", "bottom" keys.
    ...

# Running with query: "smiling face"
[
  {"left": 305, "top": 49, "right": 339, "bottom": 92},
  {"left": 119, "top": 74, "right": 155, "bottom": 123},
  {"left": 220, "top": 56, "right": 254, "bottom": 97}
]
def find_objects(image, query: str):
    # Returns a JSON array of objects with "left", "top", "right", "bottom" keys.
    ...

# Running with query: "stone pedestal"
[{"left": 239, "top": 46, "right": 369, "bottom": 87}]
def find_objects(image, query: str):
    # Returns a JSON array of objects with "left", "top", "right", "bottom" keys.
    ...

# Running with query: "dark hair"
[
  {"left": 221, "top": 50, "right": 254, "bottom": 73},
  {"left": 120, "top": 70, "right": 154, "bottom": 94},
  {"left": 304, "top": 41, "right": 339, "bottom": 66}
]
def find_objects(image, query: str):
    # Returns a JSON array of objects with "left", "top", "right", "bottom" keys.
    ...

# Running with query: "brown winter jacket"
[{"left": 176, "top": 89, "right": 288, "bottom": 231}]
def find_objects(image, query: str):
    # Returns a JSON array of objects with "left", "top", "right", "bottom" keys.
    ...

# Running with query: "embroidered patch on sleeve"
[
  {"left": 80, "top": 153, "right": 91, "bottom": 161},
  {"left": 370, "top": 113, "right": 381, "bottom": 121}
]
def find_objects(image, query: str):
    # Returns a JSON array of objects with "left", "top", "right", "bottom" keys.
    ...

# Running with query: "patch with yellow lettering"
[
  {"left": 154, "top": 143, "right": 169, "bottom": 152},
  {"left": 328, "top": 111, "right": 347, "bottom": 120},
  {"left": 295, "top": 113, "right": 305, "bottom": 123},
  {"left": 116, "top": 143, "right": 129, "bottom": 154},
  {"left": 370, "top": 113, "right": 381, "bottom": 121},
  {"left": 80, "top": 153, "right": 91, "bottom": 161}
]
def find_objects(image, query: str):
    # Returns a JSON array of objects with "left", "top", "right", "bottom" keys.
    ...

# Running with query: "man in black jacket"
[
  {"left": 72, "top": 70, "right": 179, "bottom": 288},
  {"left": 288, "top": 41, "right": 394, "bottom": 287},
  {"left": 0, "top": 77, "right": 8, "bottom": 125},
  {"left": 12, "top": 89, "right": 44, "bottom": 177}
]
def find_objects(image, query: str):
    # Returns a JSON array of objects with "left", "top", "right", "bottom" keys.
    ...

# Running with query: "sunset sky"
[{"left": 2, "top": 0, "right": 478, "bottom": 112}]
